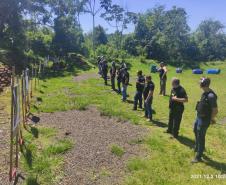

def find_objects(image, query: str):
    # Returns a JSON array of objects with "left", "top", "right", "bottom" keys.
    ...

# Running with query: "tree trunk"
[{"left": 92, "top": 14, "right": 95, "bottom": 55}]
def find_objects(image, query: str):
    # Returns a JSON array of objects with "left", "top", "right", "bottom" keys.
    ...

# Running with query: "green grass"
[
  {"left": 110, "top": 144, "right": 125, "bottom": 157},
  {"left": 21, "top": 126, "right": 73, "bottom": 185},
  {"left": 33, "top": 58, "right": 226, "bottom": 185}
]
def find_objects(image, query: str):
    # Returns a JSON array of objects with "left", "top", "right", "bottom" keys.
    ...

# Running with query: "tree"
[
  {"left": 52, "top": 16, "right": 84, "bottom": 58},
  {"left": 93, "top": 25, "right": 108, "bottom": 46},
  {"left": 194, "top": 19, "right": 226, "bottom": 60},
  {"left": 101, "top": 4, "right": 136, "bottom": 50},
  {"left": 0, "top": 0, "right": 50, "bottom": 68},
  {"left": 134, "top": 6, "right": 191, "bottom": 65},
  {"left": 73, "top": 0, "right": 87, "bottom": 27},
  {"left": 83, "top": 0, "right": 111, "bottom": 52}
]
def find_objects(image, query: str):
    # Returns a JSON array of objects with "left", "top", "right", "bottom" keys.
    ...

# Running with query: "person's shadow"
[
  {"left": 177, "top": 136, "right": 226, "bottom": 172},
  {"left": 203, "top": 155, "right": 226, "bottom": 173},
  {"left": 177, "top": 135, "right": 195, "bottom": 149},
  {"left": 152, "top": 120, "right": 168, "bottom": 128}
]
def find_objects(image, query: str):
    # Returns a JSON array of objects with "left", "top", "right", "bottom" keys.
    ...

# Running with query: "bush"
[{"left": 95, "top": 45, "right": 129, "bottom": 62}]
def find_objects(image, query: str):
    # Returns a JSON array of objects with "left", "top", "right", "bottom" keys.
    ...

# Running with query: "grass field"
[{"left": 32, "top": 59, "right": 226, "bottom": 185}]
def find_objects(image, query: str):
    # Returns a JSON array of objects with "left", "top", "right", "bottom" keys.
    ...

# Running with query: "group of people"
[
  {"left": 97, "top": 57, "right": 218, "bottom": 163},
  {"left": 97, "top": 56, "right": 130, "bottom": 101}
]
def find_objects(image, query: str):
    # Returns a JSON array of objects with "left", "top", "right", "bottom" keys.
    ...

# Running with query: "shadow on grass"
[
  {"left": 36, "top": 97, "right": 42, "bottom": 102},
  {"left": 152, "top": 120, "right": 168, "bottom": 128},
  {"left": 30, "top": 127, "right": 39, "bottom": 138},
  {"left": 203, "top": 155, "right": 226, "bottom": 173},
  {"left": 21, "top": 144, "right": 33, "bottom": 169},
  {"left": 177, "top": 135, "right": 195, "bottom": 149}
]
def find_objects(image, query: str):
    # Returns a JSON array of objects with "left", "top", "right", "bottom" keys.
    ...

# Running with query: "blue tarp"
[
  {"left": 192, "top": 69, "right": 203, "bottom": 74},
  {"left": 206, "top": 69, "right": 221, "bottom": 74}
]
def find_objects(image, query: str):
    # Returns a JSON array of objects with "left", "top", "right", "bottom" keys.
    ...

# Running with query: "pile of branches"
[{"left": 0, "top": 66, "right": 11, "bottom": 92}]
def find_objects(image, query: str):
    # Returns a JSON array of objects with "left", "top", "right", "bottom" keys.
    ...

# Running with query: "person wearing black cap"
[
  {"left": 192, "top": 77, "right": 218, "bottom": 163},
  {"left": 158, "top": 62, "right": 167, "bottom": 96},
  {"left": 133, "top": 70, "right": 145, "bottom": 110},
  {"left": 166, "top": 78, "right": 188, "bottom": 138},
  {"left": 110, "top": 61, "right": 116, "bottom": 90}
]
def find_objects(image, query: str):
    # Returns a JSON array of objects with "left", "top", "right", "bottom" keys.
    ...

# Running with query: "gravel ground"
[
  {"left": 40, "top": 107, "right": 148, "bottom": 185},
  {"left": 0, "top": 72, "right": 149, "bottom": 185},
  {"left": 0, "top": 102, "right": 11, "bottom": 185}
]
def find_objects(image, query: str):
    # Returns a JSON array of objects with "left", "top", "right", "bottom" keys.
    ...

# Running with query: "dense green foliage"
[
  {"left": 123, "top": 6, "right": 226, "bottom": 66},
  {"left": 0, "top": 1, "right": 226, "bottom": 68}
]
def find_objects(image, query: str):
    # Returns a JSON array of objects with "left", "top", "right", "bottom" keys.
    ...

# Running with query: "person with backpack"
[
  {"left": 102, "top": 60, "right": 108, "bottom": 85},
  {"left": 192, "top": 77, "right": 218, "bottom": 163},
  {"left": 110, "top": 61, "right": 116, "bottom": 90},
  {"left": 166, "top": 78, "right": 188, "bottom": 138},
  {"left": 133, "top": 70, "right": 145, "bottom": 110},
  {"left": 143, "top": 75, "right": 155, "bottom": 121},
  {"left": 121, "top": 68, "right": 130, "bottom": 102}
]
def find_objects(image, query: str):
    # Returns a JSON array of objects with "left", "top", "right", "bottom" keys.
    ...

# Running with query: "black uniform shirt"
[
  {"left": 136, "top": 75, "right": 145, "bottom": 92},
  {"left": 169, "top": 85, "right": 187, "bottom": 109},
  {"left": 143, "top": 81, "right": 155, "bottom": 99}
]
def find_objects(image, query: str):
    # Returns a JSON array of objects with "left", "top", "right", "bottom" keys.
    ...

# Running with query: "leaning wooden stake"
[{"left": 9, "top": 67, "right": 15, "bottom": 182}]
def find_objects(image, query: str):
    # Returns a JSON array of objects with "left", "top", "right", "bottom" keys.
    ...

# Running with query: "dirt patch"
[
  {"left": 0, "top": 102, "right": 10, "bottom": 185},
  {"left": 219, "top": 117, "right": 226, "bottom": 124},
  {"left": 74, "top": 72, "right": 99, "bottom": 82},
  {"left": 39, "top": 107, "right": 148, "bottom": 185}
]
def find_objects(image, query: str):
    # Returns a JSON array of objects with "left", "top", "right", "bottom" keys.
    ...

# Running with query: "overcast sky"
[{"left": 79, "top": 0, "right": 226, "bottom": 34}]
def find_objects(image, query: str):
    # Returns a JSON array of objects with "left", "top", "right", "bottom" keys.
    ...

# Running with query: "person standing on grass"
[
  {"left": 158, "top": 62, "right": 167, "bottom": 96},
  {"left": 192, "top": 77, "right": 218, "bottom": 163},
  {"left": 97, "top": 56, "right": 101, "bottom": 75},
  {"left": 116, "top": 65, "right": 124, "bottom": 93},
  {"left": 102, "top": 60, "right": 108, "bottom": 85},
  {"left": 110, "top": 61, "right": 116, "bottom": 90},
  {"left": 133, "top": 70, "right": 145, "bottom": 110},
  {"left": 166, "top": 78, "right": 188, "bottom": 138},
  {"left": 143, "top": 76, "right": 155, "bottom": 121},
  {"left": 121, "top": 68, "right": 130, "bottom": 102}
]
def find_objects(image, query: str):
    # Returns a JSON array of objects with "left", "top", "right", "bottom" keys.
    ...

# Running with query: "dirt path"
[
  {"left": 73, "top": 72, "right": 99, "bottom": 82},
  {"left": 0, "top": 94, "right": 10, "bottom": 185},
  {"left": 40, "top": 107, "right": 148, "bottom": 185}
]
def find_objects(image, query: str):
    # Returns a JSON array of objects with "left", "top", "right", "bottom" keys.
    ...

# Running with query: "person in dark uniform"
[
  {"left": 143, "top": 76, "right": 155, "bottom": 121},
  {"left": 116, "top": 66, "right": 124, "bottom": 93},
  {"left": 166, "top": 78, "right": 188, "bottom": 138},
  {"left": 133, "top": 70, "right": 145, "bottom": 110},
  {"left": 97, "top": 56, "right": 101, "bottom": 75},
  {"left": 121, "top": 68, "right": 129, "bottom": 102},
  {"left": 192, "top": 77, "right": 218, "bottom": 163},
  {"left": 158, "top": 62, "right": 167, "bottom": 96},
  {"left": 110, "top": 61, "right": 116, "bottom": 90},
  {"left": 102, "top": 60, "right": 108, "bottom": 85}
]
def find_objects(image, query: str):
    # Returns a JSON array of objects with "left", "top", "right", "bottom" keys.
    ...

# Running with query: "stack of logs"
[{"left": 0, "top": 67, "right": 11, "bottom": 92}]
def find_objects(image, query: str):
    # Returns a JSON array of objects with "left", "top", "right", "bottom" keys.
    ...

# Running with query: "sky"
[{"left": 79, "top": 0, "right": 226, "bottom": 34}]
